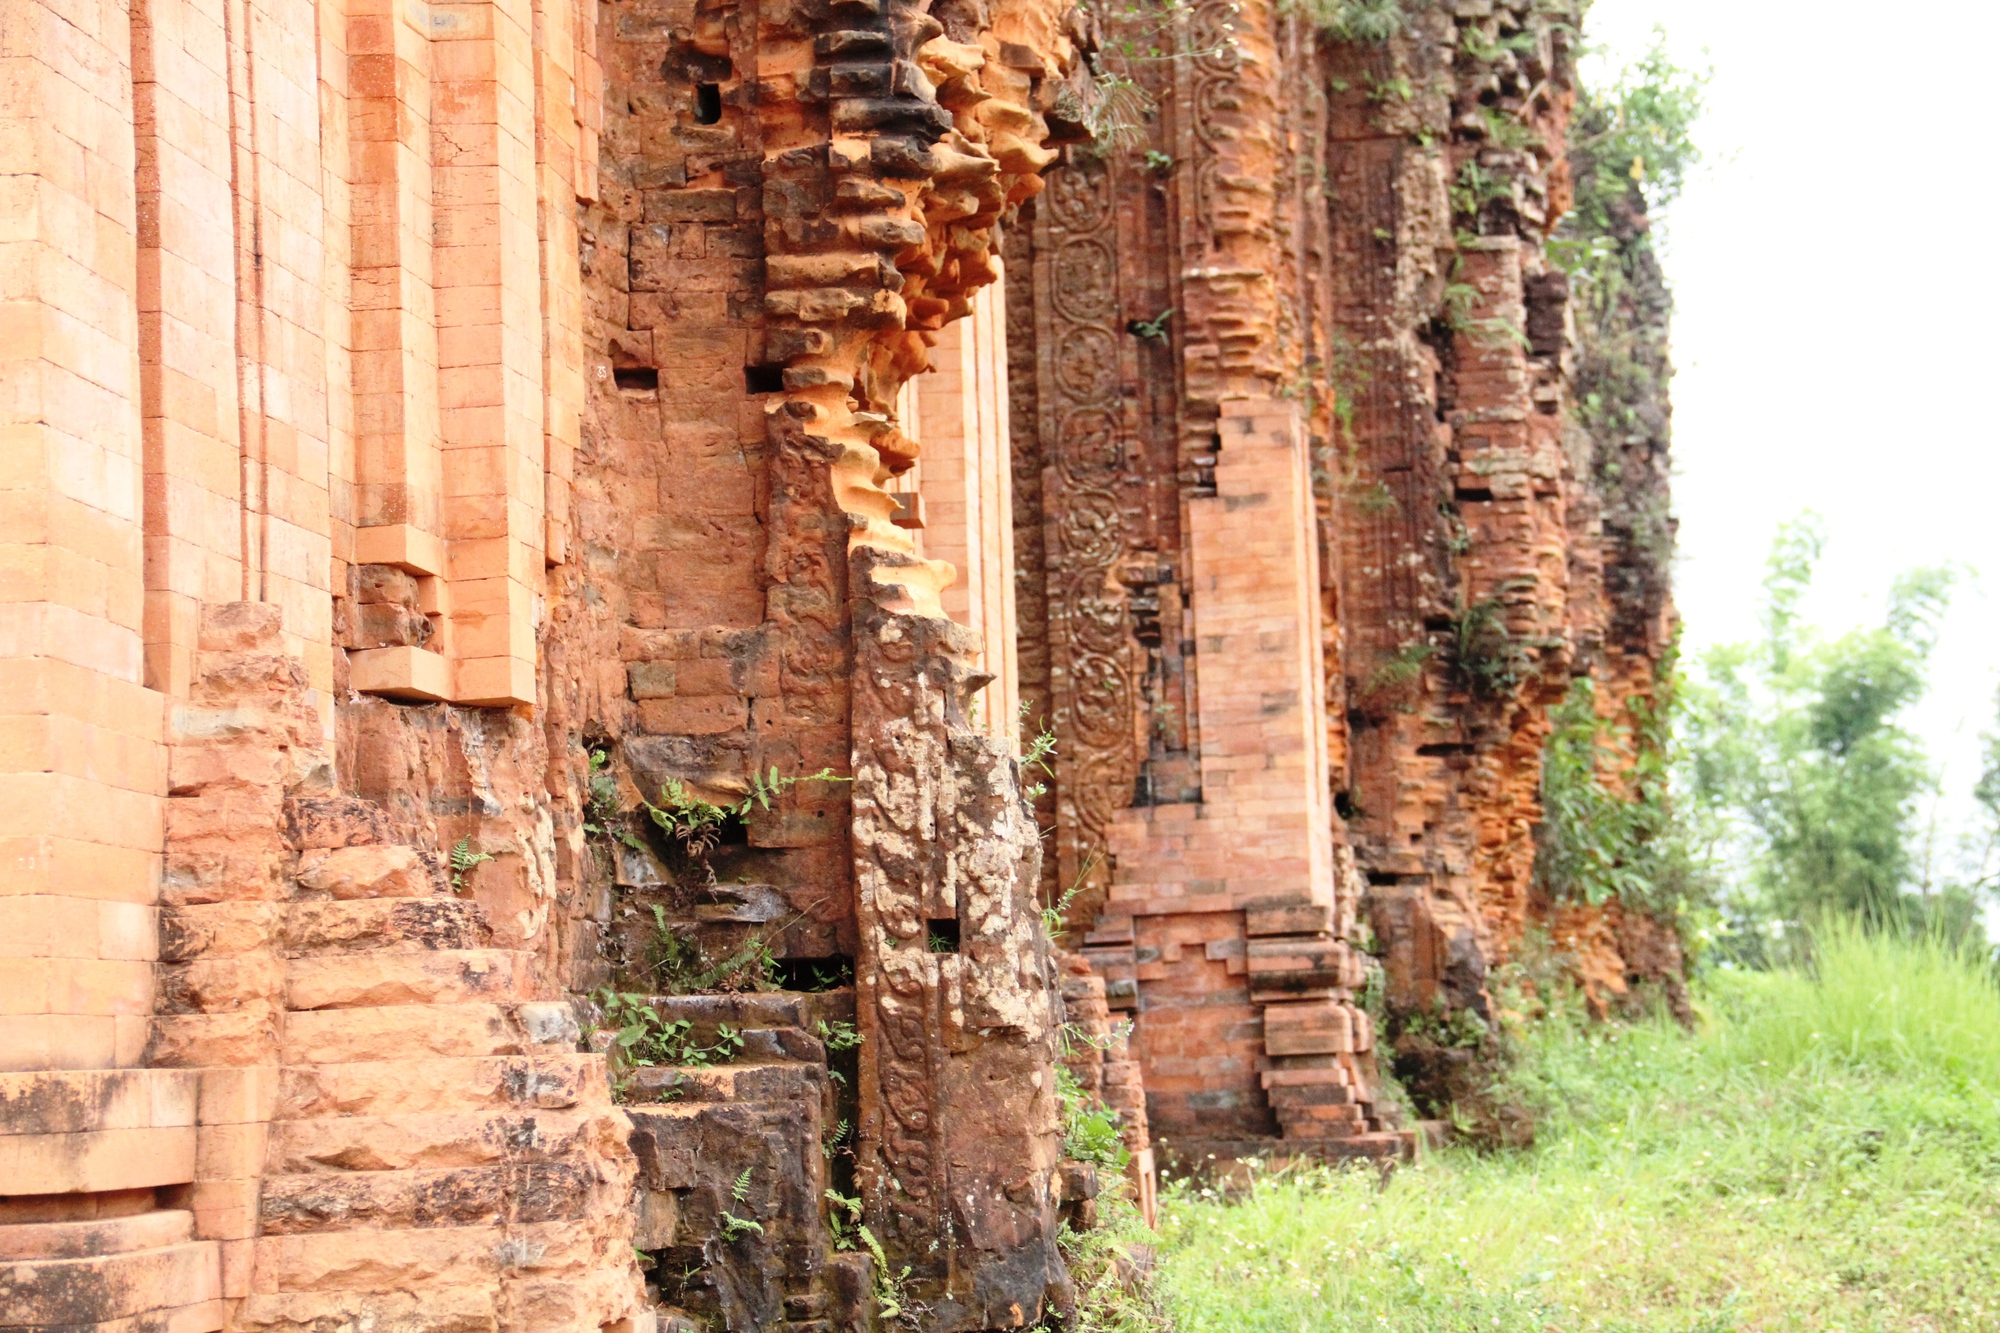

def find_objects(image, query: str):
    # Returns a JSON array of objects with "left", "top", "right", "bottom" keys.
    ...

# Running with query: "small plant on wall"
[{"left": 642, "top": 767, "right": 850, "bottom": 883}]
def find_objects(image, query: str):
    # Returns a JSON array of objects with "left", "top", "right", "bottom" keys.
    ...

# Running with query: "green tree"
[
  {"left": 1684, "top": 517, "right": 1969, "bottom": 948},
  {"left": 1932, "top": 687, "right": 2000, "bottom": 936}
]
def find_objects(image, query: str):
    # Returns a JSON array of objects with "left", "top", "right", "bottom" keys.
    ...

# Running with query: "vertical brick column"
[
  {"left": 1183, "top": 399, "right": 1336, "bottom": 904},
  {"left": 1, "top": 0, "right": 161, "bottom": 1086},
  {"left": 0, "top": 0, "right": 221, "bottom": 1323},
  {"left": 238, "top": 0, "right": 336, "bottom": 695},
  {"left": 342, "top": 0, "right": 548, "bottom": 708},
  {"left": 1098, "top": 399, "right": 1393, "bottom": 1162},
  {"left": 912, "top": 277, "right": 1019, "bottom": 746},
  {"left": 132, "top": 0, "right": 246, "bottom": 698},
  {"left": 530, "top": 0, "right": 590, "bottom": 571},
  {"left": 431, "top": 0, "right": 544, "bottom": 707},
  {"left": 346, "top": 0, "right": 447, "bottom": 593},
  {"left": 972, "top": 268, "right": 1021, "bottom": 746}
]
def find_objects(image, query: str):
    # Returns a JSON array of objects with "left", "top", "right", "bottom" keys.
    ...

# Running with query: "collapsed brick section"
[{"left": 155, "top": 604, "right": 644, "bottom": 1331}]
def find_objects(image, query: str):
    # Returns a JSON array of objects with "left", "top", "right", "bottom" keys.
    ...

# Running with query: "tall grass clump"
[
  {"left": 1153, "top": 925, "right": 2000, "bottom": 1332},
  {"left": 1706, "top": 917, "right": 2000, "bottom": 1086}
]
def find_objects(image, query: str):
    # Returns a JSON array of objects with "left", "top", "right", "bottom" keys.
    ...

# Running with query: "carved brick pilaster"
[{"left": 850, "top": 548, "right": 1063, "bottom": 1326}]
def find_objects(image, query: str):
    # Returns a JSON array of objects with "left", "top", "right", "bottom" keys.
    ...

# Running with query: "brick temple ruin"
[{"left": 1, "top": 0, "right": 1677, "bottom": 1324}]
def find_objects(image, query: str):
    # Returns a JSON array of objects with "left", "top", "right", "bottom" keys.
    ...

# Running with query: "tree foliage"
[
  {"left": 1563, "top": 29, "right": 1707, "bottom": 244},
  {"left": 1680, "top": 516, "right": 1979, "bottom": 953}
]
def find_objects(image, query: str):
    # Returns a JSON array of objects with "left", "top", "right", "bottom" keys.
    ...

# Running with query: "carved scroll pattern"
[
  {"left": 1035, "top": 157, "right": 1137, "bottom": 897},
  {"left": 1184, "top": 0, "right": 1244, "bottom": 256},
  {"left": 849, "top": 573, "right": 1062, "bottom": 1304},
  {"left": 848, "top": 601, "right": 949, "bottom": 1251}
]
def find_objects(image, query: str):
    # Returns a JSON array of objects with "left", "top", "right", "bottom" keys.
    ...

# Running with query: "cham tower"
[{"left": 0, "top": 0, "right": 1675, "bottom": 1324}]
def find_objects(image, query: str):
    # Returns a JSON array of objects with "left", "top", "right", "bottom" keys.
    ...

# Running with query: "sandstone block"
[
  {"left": 159, "top": 903, "right": 284, "bottom": 961},
  {"left": 232, "top": 1286, "right": 498, "bottom": 1333},
  {"left": 0, "top": 1239, "right": 219, "bottom": 1324},
  {"left": 280, "top": 1004, "right": 522, "bottom": 1065},
  {"left": 258, "top": 1162, "right": 594, "bottom": 1233},
  {"left": 285, "top": 797, "right": 395, "bottom": 850},
  {"left": 632, "top": 1188, "right": 677, "bottom": 1250},
  {"left": 296, "top": 845, "right": 433, "bottom": 900},
  {"left": 149, "top": 1009, "right": 282, "bottom": 1069},
  {"left": 251, "top": 1227, "right": 502, "bottom": 1294},
  {"left": 198, "top": 1066, "right": 282, "bottom": 1127},
  {"left": 0, "top": 1120, "right": 197, "bottom": 1192},
  {"left": 284, "top": 950, "right": 533, "bottom": 1010},
  {"left": 0, "top": 1209, "right": 191, "bottom": 1262},
  {"left": 155, "top": 955, "right": 287, "bottom": 1014},
  {"left": 268, "top": 1110, "right": 609, "bottom": 1175},
  {"left": 277, "top": 1055, "right": 604, "bottom": 1119},
  {"left": 285, "top": 899, "right": 491, "bottom": 954},
  {"left": 515, "top": 1001, "right": 583, "bottom": 1049},
  {"left": 0, "top": 1067, "right": 198, "bottom": 1137}
]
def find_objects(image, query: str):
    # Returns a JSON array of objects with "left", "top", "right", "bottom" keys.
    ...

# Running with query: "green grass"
[{"left": 1151, "top": 925, "right": 2000, "bottom": 1332}]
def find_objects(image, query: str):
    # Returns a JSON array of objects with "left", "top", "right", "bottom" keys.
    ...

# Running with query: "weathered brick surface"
[
  {"left": 4, "top": 0, "right": 1677, "bottom": 1315},
  {"left": 1009, "top": 0, "right": 1677, "bottom": 1159}
]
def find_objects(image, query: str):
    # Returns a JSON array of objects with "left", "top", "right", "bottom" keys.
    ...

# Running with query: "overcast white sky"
[{"left": 1581, "top": 0, "right": 2000, "bottom": 877}]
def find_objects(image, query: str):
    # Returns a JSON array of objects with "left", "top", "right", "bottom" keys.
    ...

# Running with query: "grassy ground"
[{"left": 1130, "top": 926, "right": 2000, "bottom": 1332}]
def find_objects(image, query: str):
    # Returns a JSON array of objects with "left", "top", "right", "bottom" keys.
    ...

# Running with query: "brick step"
[
  {"left": 286, "top": 949, "right": 534, "bottom": 1010},
  {"left": 259, "top": 1162, "right": 596, "bottom": 1233},
  {"left": 637, "top": 992, "right": 844, "bottom": 1030},
  {"left": 270, "top": 1109, "right": 612, "bottom": 1173},
  {"left": 280, "top": 1054, "right": 609, "bottom": 1120},
  {"left": 1277, "top": 1124, "right": 1368, "bottom": 1142},
  {"left": 0, "top": 1241, "right": 220, "bottom": 1326},
  {"left": 251, "top": 1221, "right": 603, "bottom": 1295},
  {"left": 0, "top": 1207, "right": 192, "bottom": 1261},
  {"left": 621, "top": 1059, "right": 827, "bottom": 1105},
  {"left": 1260, "top": 1065, "right": 1357, "bottom": 1088},
  {"left": 1271, "top": 1129, "right": 1408, "bottom": 1157},
  {"left": 1346, "top": 1129, "right": 1407, "bottom": 1156},
  {"left": 233, "top": 1286, "right": 497, "bottom": 1333},
  {"left": 599, "top": 1026, "right": 827, "bottom": 1067},
  {"left": 1275, "top": 1102, "right": 1364, "bottom": 1128},
  {"left": 287, "top": 899, "right": 492, "bottom": 954},
  {"left": 296, "top": 845, "right": 436, "bottom": 900},
  {"left": 1266, "top": 1081, "right": 1356, "bottom": 1108},
  {"left": 282, "top": 1003, "right": 527, "bottom": 1064},
  {"left": 739, "top": 1027, "right": 823, "bottom": 1062},
  {"left": 1261, "top": 1058, "right": 1364, "bottom": 1080}
]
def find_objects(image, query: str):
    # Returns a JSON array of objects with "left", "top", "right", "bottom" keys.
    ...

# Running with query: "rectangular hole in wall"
[
  {"left": 926, "top": 919, "right": 961, "bottom": 954},
  {"left": 614, "top": 367, "right": 659, "bottom": 393},
  {"left": 695, "top": 83, "right": 723, "bottom": 123},
  {"left": 744, "top": 364, "right": 784, "bottom": 394}
]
